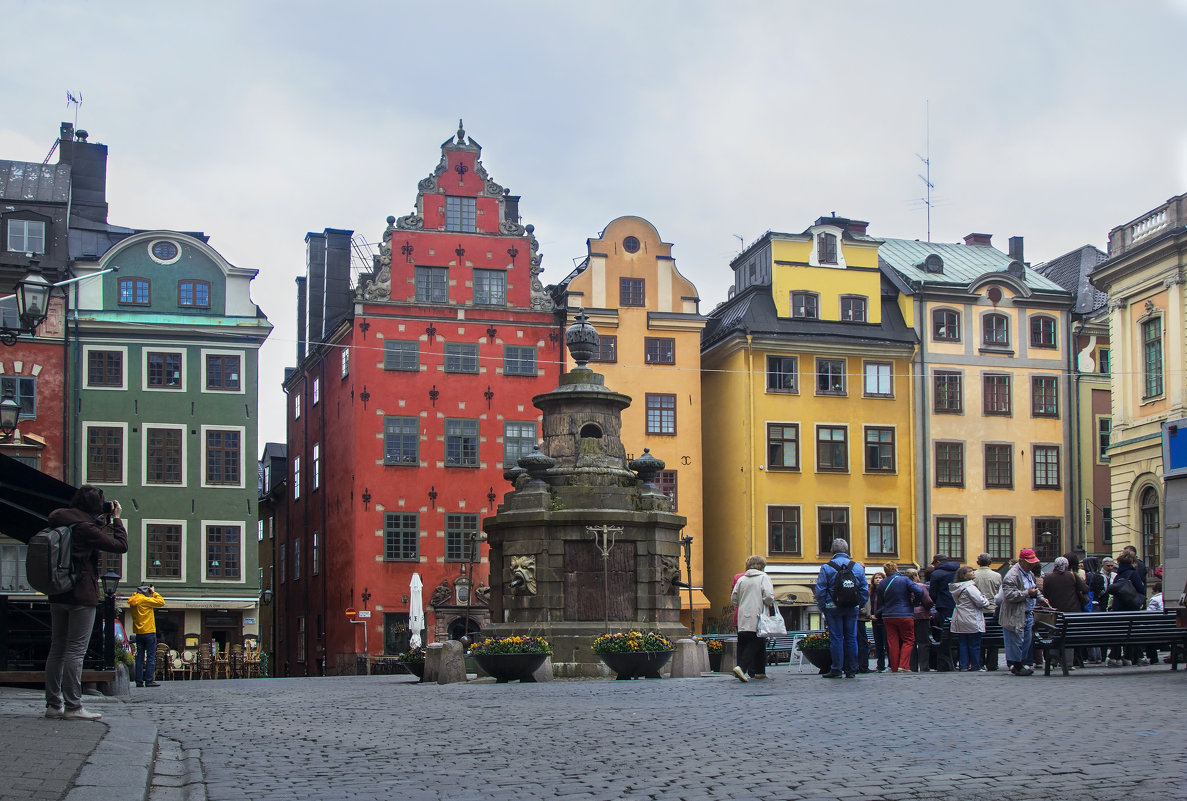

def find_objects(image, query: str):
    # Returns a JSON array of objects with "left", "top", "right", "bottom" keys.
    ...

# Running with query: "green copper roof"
[{"left": 878, "top": 237, "right": 1067, "bottom": 293}]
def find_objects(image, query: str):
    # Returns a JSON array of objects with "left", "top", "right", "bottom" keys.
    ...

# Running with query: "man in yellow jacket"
[{"left": 128, "top": 585, "right": 165, "bottom": 687}]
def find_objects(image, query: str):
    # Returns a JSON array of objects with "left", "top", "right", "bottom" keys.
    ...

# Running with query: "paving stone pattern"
[
  {"left": 122, "top": 665, "right": 1185, "bottom": 801},
  {"left": 0, "top": 710, "right": 104, "bottom": 801}
]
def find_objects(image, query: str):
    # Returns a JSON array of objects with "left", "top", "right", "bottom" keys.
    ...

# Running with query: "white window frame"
[
  {"left": 863, "top": 361, "right": 893, "bottom": 397},
  {"left": 200, "top": 424, "right": 246, "bottom": 489},
  {"left": 140, "top": 518, "right": 187, "bottom": 585},
  {"left": 293, "top": 456, "right": 301, "bottom": 500},
  {"left": 82, "top": 421, "right": 128, "bottom": 486},
  {"left": 82, "top": 345, "right": 128, "bottom": 391},
  {"left": 142, "top": 347, "right": 187, "bottom": 392},
  {"left": 312, "top": 442, "right": 320, "bottom": 490},
  {"left": 7, "top": 219, "right": 46, "bottom": 253},
  {"left": 200, "top": 348, "right": 246, "bottom": 395},
  {"left": 141, "top": 422, "right": 188, "bottom": 487},
  {"left": 201, "top": 520, "right": 247, "bottom": 584}
]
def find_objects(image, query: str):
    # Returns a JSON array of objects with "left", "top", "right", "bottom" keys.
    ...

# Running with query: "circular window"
[
  {"left": 622, "top": 236, "right": 640, "bottom": 254},
  {"left": 149, "top": 240, "right": 181, "bottom": 264},
  {"left": 986, "top": 286, "right": 1002, "bottom": 303}
]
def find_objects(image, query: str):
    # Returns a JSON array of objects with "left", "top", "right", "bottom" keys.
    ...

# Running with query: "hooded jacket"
[
  {"left": 929, "top": 561, "right": 960, "bottom": 612},
  {"left": 128, "top": 589, "right": 166, "bottom": 634},
  {"left": 950, "top": 580, "right": 990, "bottom": 633},
  {"left": 46, "top": 507, "right": 129, "bottom": 607}
]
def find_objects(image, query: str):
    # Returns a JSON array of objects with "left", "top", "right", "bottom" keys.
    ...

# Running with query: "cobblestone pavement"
[{"left": 123, "top": 664, "right": 1186, "bottom": 801}]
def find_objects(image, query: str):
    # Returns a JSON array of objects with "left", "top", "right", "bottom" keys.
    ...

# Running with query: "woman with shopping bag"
[{"left": 730, "top": 555, "right": 775, "bottom": 682}]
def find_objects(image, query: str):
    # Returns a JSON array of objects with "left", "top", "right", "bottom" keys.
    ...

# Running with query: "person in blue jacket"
[
  {"left": 928, "top": 556, "right": 960, "bottom": 670},
  {"left": 815, "top": 538, "right": 869, "bottom": 678}
]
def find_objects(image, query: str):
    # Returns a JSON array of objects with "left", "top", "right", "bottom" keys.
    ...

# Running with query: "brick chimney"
[
  {"left": 1008, "top": 236, "right": 1024, "bottom": 262},
  {"left": 963, "top": 233, "right": 993, "bottom": 246},
  {"left": 59, "top": 122, "right": 109, "bottom": 225}
]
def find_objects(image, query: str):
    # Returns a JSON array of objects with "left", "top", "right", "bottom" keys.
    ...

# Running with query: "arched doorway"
[
  {"left": 1140, "top": 486, "right": 1161, "bottom": 569},
  {"left": 448, "top": 617, "right": 482, "bottom": 641}
]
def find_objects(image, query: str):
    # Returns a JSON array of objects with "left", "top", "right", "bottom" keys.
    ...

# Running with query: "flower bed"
[
  {"left": 468, "top": 635, "right": 552, "bottom": 655},
  {"left": 797, "top": 632, "right": 831, "bottom": 651},
  {"left": 591, "top": 630, "right": 673, "bottom": 654}
]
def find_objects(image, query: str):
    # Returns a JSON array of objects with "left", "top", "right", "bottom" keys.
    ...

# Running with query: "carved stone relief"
[{"left": 509, "top": 554, "right": 537, "bottom": 596}]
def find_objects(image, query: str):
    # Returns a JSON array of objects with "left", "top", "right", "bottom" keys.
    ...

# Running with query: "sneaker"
[
  {"left": 979, "top": 666, "right": 988, "bottom": 672},
  {"left": 751, "top": 673, "right": 768, "bottom": 680},
  {"left": 877, "top": 667, "right": 888, "bottom": 673},
  {"left": 844, "top": 672, "right": 856, "bottom": 679},
  {"left": 1014, "top": 666, "right": 1034, "bottom": 676},
  {"left": 1137, "top": 658, "right": 1151, "bottom": 667},
  {"left": 1106, "top": 659, "right": 1122, "bottom": 667},
  {"left": 1121, "top": 659, "right": 1132, "bottom": 666},
  {"left": 44, "top": 705, "right": 64, "bottom": 719},
  {"left": 822, "top": 670, "right": 843, "bottom": 679},
  {"left": 144, "top": 681, "right": 161, "bottom": 687},
  {"left": 731, "top": 666, "right": 749, "bottom": 683},
  {"left": 62, "top": 707, "right": 102, "bottom": 721},
  {"left": 135, "top": 682, "right": 145, "bottom": 688}
]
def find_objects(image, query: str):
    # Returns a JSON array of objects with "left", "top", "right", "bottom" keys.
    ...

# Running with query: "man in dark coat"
[{"left": 928, "top": 556, "right": 960, "bottom": 671}]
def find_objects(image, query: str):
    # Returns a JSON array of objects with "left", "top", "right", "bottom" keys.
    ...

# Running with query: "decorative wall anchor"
[
  {"left": 401, "top": 241, "right": 414, "bottom": 260},
  {"left": 359, "top": 385, "right": 371, "bottom": 410},
  {"left": 362, "top": 487, "right": 372, "bottom": 511},
  {"left": 455, "top": 245, "right": 466, "bottom": 260},
  {"left": 429, "top": 384, "right": 439, "bottom": 406},
  {"left": 484, "top": 385, "right": 494, "bottom": 408},
  {"left": 507, "top": 246, "right": 518, "bottom": 265}
]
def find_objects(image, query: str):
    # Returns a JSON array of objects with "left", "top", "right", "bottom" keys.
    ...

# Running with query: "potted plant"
[
  {"left": 697, "top": 637, "right": 724, "bottom": 672},
  {"left": 796, "top": 632, "right": 834, "bottom": 671},
  {"left": 591, "top": 630, "right": 674, "bottom": 680},
  {"left": 467, "top": 635, "right": 551, "bottom": 683},
  {"left": 396, "top": 646, "right": 426, "bottom": 681}
]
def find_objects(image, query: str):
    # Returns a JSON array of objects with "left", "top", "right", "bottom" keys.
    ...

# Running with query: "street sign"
[
  {"left": 357, "top": 610, "right": 372, "bottom": 619},
  {"left": 345, "top": 607, "right": 357, "bottom": 620}
]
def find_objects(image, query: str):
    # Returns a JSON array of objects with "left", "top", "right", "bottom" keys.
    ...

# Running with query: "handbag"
[
  {"left": 1108, "top": 576, "right": 1144, "bottom": 609},
  {"left": 757, "top": 603, "right": 787, "bottom": 638}
]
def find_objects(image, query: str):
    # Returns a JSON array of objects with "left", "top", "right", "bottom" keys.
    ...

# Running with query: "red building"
[{"left": 281, "top": 124, "right": 561, "bottom": 675}]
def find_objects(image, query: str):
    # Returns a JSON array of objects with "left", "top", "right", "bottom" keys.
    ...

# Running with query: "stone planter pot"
[
  {"left": 472, "top": 652, "right": 548, "bottom": 683},
  {"left": 707, "top": 652, "right": 723, "bottom": 673},
  {"left": 597, "top": 650, "right": 674, "bottom": 680},
  {"left": 799, "top": 646, "right": 833, "bottom": 671},
  {"left": 400, "top": 661, "right": 425, "bottom": 681}
]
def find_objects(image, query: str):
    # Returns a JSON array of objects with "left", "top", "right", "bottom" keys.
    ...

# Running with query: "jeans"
[
  {"left": 871, "top": 620, "right": 888, "bottom": 670},
  {"left": 135, "top": 632, "right": 158, "bottom": 684},
  {"left": 823, "top": 607, "right": 859, "bottom": 674},
  {"left": 1003, "top": 610, "right": 1034, "bottom": 666},
  {"left": 911, "top": 618, "right": 931, "bottom": 671},
  {"left": 45, "top": 603, "right": 96, "bottom": 711},
  {"left": 957, "top": 632, "right": 982, "bottom": 671},
  {"left": 857, "top": 620, "right": 870, "bottom": 669}
]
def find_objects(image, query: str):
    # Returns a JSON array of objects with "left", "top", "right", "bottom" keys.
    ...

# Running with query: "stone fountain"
[{"left": 482, "top": 311, "right": 689, "bottom": 677}]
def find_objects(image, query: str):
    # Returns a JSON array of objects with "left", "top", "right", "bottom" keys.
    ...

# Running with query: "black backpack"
[
  {"left": 828, "top": 559, "right": 859, "bottom": 606},
  {"left": 26, "top": 523, "right": 80, "bottom": 596}
]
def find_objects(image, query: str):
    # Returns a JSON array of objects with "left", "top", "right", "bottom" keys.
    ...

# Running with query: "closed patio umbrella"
[{"left": 409, "top": 573, "right": 425, "bottom": 649}]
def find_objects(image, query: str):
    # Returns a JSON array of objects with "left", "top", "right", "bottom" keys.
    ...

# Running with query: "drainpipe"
[
  {"left": 68, "top": 277, "right": 82, "bottom": 484},
  {"left": 743, "top": 329, "right": 755, "bottom": 564},
  {"left": 916, "top": 289, "right": 930, "bottom": 569},
  {"left": 1070, "top": 318, "right": 1083, "bottom": 551}
]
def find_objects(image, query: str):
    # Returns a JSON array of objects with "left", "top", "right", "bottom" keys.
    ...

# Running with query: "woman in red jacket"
[{"left": 44, "top": 485, "right": 128, "bottom": 721}]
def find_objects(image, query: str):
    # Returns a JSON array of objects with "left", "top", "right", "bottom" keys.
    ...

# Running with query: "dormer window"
[
  {"left": 119, "top": 277, "right": 151, "bottom": 306},
  {"left": 6, "top": 219, "right": 46, "bottom": 254},
  {"left": 792, "top": 291, "right": 819, "bottom": 320},
  {"left": 179, "top": 280, "right": 211, "bottom": 308},
  {"left": 840, "top": 296, "right": 867, "bottom": 322},
  {"left": 817, "top": 232, "right": 838, "bottom": 265},
  {"left": 445, "top": 196, "right": 477, "bottom": 232}
]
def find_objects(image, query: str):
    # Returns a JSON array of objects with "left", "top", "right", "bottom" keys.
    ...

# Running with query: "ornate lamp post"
[
  {"left": 588, "top": 525, "right": 623, "bottom": 633},
  {"left": 100, "top": 571, "right": 121, "bottom": 670},
  {"left": 0, "top": 388, "right": 19, "bottom": 439},
  {"left": 0, "top": 269, "right": 54, "bottom": 346},
  {"left": 680, "top": 535, "right": 695, "bottom": 633}
]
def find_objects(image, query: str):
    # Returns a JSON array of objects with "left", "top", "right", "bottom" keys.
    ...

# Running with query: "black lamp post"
[{"left": 100, "top": 571, "right": 121, "bottom": 670}]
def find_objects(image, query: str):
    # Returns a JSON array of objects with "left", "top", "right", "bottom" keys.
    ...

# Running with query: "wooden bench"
[
  {"left": 764, "top": 635, "right": 800, "bottom": 665},
  {"left": 1034, "top": 611, "right": 1187, "bottom": 676}
]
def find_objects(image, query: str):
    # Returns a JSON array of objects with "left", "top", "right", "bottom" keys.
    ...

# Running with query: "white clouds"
[{"left": 6, "top": 0, "right": 1187, "bottom": 448}]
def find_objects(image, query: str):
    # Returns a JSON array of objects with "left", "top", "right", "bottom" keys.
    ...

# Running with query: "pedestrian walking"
[
  {"left": 128, "top": 584, "right": 166, "bottom": 687},
  {"left": 44, "top": 486, "right": 129, "bottom": 721},
  {"left": 730, "top": 555, "right": 773, "bottom": 682},
  {"left": 814, "top": 538, "right": 868, "bottom": 679}
]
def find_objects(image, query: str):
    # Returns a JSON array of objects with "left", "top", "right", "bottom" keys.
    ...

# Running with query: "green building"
[{"left": 71, "top": 230, "right": 271, "bottom": 653}]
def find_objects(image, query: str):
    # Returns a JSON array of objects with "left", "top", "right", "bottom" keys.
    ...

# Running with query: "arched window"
[
  {"left": 1140, "top": 487, "right": 1160, "bottom": 568},
  {"left": 983, "top": 313, "right": 1009, "bottom": 347}
]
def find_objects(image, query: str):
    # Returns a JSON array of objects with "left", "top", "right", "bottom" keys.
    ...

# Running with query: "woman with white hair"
[{"left": 1040, "top": 556, "right": 1088, "bottom": 669}]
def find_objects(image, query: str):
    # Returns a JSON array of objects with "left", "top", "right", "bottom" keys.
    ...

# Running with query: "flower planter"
[
  {"left": 798, "top": 646, "right": 833, "bottom": 671},
  {"left": 399, "top": 661, "right": 425, "bottom": 681},
  {"left": 597, "top": 650, "right": 674, "bottom": 680},
  {"left": 472, "top": 652, "right": 547, "bottom": 683},
  {"left": 707, "top": 652, "right": 723, "bottom": 673}
]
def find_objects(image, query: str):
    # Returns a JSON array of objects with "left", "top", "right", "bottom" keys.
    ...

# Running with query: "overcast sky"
[{"left": 4, "top": 1, "right": 1186, "bottom": 450}]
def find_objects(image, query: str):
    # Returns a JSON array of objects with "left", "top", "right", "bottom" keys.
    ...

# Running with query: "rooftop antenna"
[
  {"left": 915, "top": 100, "right": 934, "bottom": 242},
  {"left": 66, "top": 91, "right": 83, "bottom": 127}
]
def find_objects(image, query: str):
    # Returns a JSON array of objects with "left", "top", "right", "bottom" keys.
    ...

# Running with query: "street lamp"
[
  {"left": 260, "top": 588, "right": 274, "bottom": 605},
  {"left": 0, "top": 269, "right": 54, "bottom": 346},
  {"left": 100, "top": 571, "right": 121, "bottom": 670},
  {"left": 0, "top": 388, "right": 19, "bottom": 438}
]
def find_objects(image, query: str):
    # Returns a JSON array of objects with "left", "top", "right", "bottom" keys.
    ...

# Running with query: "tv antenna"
[
  {"left": 66, "top": 91, "right": 83, "bottom": 126},
  {"left": 915, "top": 100, "right": 934, "bottom": 242}
]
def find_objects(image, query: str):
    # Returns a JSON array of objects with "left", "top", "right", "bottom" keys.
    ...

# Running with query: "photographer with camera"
[
  {"left": 44, "top": 486, "right": 128, "bottom": 721},
  {"left": 128, "top": 583, "right": 165, "bottom": 687}
]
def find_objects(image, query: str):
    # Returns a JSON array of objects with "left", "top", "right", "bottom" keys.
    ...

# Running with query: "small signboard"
[
  {"left": 345, "top": 607, "right": 357, "bottom": 620},
  {"left": 357, "top": 610, "right": 372, "bottom": 619}
]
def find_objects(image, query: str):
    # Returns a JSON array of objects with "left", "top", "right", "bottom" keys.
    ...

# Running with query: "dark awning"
[{"left": 0, "top": 454, "right": 76, "bottom": 543}]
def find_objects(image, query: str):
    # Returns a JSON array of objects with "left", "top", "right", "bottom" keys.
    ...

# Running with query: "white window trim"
[
  {"left": 200, "top": 519, "right": 247, "bottom": 584},
  {"left": 293, "top": 455, "right": 301, "bottom": 500},
  {"left": 142, "top": 347, "right": 187, "bottom": 392},
  {"left": 147, "top": 238, "right": 183, "bottom": 265},
  {"left": 82, "top": 421, "right": 128, "bottom": 486},
  {"left": 82, "top": 345, "right": 128, "bottom": 391},
  {"left": 862, "top": 361, "right": 894, "bottom": 398},
  {"left": 200, "top": 348, "right": 246, "bottom": 395},
  {"left": 140, "top": 518, "right": 187, "bottom": 585},
  {"left": 140, "top": 422, "right": 188, "bottom": 487},
  {"left": 200, "top": 424, "right": 246, "bottom": 489},
  {"left": 312, "top": 442, "right": 320, "bottom": 491},
  {"left": 808, "top": 225, "right": 848, "bottom": 269}
]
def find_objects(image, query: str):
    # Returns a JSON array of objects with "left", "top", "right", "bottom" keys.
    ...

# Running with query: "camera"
[{"left": 102, "top": 501, "right": 116, "bottom": 515}]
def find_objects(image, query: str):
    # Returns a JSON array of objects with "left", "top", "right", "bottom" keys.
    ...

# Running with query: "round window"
[
  {"left": 150, "top": 240, "right": 180, "bottom": 263},
  {"left": 986, "top": 286, "right": 1002, "bottom": 303},
  {"left": 622, "top": 236, "right": 640, "bottom": 254}
]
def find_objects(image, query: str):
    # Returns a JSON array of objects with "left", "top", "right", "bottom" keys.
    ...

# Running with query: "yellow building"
[
  {"left": 701, "top": 217, "right": 917, "bottom": 629},
  {"left": 1090, "top": 193, "right": 1187, "bottom": 568},
  {"left": 555, "top": 216, "right": 708, "bottom": 629},
  {"left": 879, "top": 233, "right": 1075, "bottom": 568}
]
